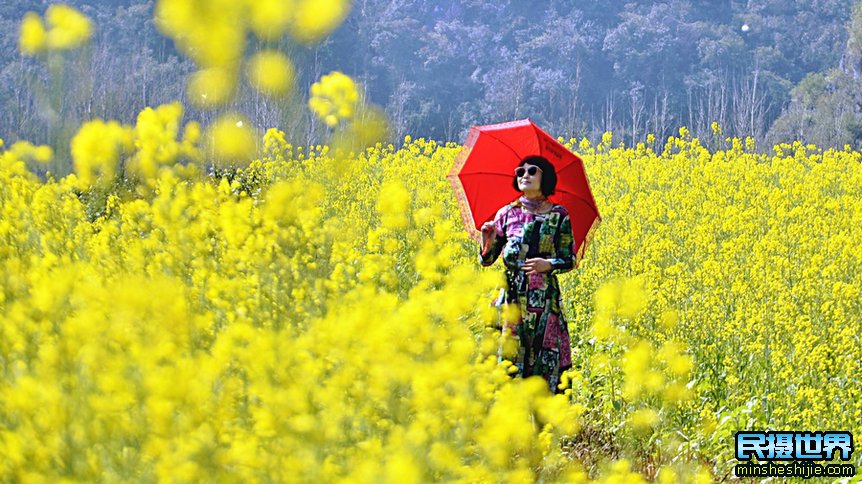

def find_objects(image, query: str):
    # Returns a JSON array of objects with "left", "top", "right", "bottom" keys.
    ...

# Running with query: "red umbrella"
[{"left": 448, "top": 118, "right": 601, "bottom": 266}]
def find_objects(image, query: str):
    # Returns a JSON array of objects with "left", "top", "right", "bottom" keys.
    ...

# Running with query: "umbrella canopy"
[{"left": 448, "top": 118, "right": 601, "bottom": 266}]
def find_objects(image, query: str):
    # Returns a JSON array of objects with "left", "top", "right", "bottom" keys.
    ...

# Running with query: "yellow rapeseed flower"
[
  {"left": 659, "top": 309, "right": 679, "bottom": 330},
  {"left": 309, "top": 71, "right": 359, "bottom": 128},
  {"left": 5, "top": 114, "right": 862, "bottom": 482}
]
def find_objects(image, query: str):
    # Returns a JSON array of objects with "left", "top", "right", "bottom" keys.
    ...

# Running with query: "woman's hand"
[
  {"left": 481, "top": 221, "right": 495, "bottom": 237},
  {"left": 523, "top": 258, "right": 552, "bottom": 275}
]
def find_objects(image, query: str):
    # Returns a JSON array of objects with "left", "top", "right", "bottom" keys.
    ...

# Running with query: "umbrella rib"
[
  {"left": 552, "top": 188, "right": 601, "bottom": 215},
  {"left": 531, "top": 122, "right": 559, "bottom": 159},
  {"left": 484, "top": 131, "right": 526, "bottom": 161},
  {"left": 531, "top": 123, "right": 544, "bottom": 154}
]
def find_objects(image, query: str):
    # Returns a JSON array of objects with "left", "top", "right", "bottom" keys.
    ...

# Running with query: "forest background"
[{"left": 3, "top": 0, "right": 862, "bottom": 154}]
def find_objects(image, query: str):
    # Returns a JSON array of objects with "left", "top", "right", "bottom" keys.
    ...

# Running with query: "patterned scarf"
[{"left": 519, "top": 194, "right": 547, "bottom": 212}]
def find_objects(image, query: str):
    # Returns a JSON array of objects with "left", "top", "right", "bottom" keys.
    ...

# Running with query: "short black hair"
[{"left": 512, "top": 155, "right": 557, "bottom": 196}]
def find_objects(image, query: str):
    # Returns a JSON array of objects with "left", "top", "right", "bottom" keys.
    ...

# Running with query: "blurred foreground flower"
[
  {"left": 247, "top": 0, "right": 294, "bottom": 41},
  {"left": 331, "top": 105, "right": 391, "bottom": 156},
  {"left": 19, "top": 4, "right": 93, "bottom": 55},
  {"left": 45, "top": 4, "right": 93, "bottom": 50},
  {"left": 19, "top": 13, "right": 47, "bottom": 55},
  {"left": 127, "top": 102, "right": 202, "bottom": 182},
  {"left": 154, "top": 0, "right": 244, "bottom": 69},
  {"left": 187, "top": 68, "right": 236, "bottom": 109},
  {"left": 247, "top": 50, "right": 296, "bottom": 98},
  {"left": 289, "top": 0, "right": 351, "bottom": 44},
  {"left": 6, "top": 141, "right": 53, "bottom": 165},
  {"left": 377, "top": 181, "right": 411, "bottom": 230},
  {"left": 206, "top": 114, "right": 258, "bottom": 168},
  {"left": 70, "top": 120, "right": 134, "bottom": 188}
]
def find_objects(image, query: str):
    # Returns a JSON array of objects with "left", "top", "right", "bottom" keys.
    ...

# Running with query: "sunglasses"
[{"left": 515, "top": 165, "right": 543, "bottom": 178}]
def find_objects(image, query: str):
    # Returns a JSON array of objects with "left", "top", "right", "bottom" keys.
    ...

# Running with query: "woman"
[{"left": 479, "top": 155, "right": 574, "bottom": 394}]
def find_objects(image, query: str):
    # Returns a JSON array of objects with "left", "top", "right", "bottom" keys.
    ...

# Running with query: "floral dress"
[{"left": 479, "top": 199, "right": 575, "bottom": 394}]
